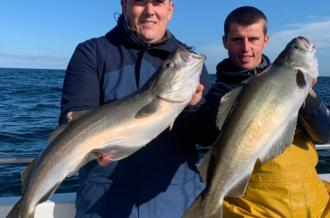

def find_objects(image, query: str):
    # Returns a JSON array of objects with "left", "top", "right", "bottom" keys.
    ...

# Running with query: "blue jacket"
[{"left": 60, "top": 15, "right": 211, "bottom": 218}]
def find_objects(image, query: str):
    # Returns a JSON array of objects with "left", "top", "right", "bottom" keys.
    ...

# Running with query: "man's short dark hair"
[{"left": 224, "top": 6, "right": 268, "bottom": 37}]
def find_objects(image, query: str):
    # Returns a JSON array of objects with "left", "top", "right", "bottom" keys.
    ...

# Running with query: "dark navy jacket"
[
  {"left": 60, "top": 15, "right": 211, "bottom": 218},
  {"left": 207, "top": 55, "right": 330, "bottom": 144}
]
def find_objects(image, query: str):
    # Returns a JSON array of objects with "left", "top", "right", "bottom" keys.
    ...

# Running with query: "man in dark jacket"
[
  {"left": 208, "top": 6, "right": 330, "bottom": 217},
  {"left": 60, "top": 0, "right": 211, "bottom": 217}
]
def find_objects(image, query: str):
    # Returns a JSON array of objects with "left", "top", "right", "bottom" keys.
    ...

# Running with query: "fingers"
[
  {"left": 97, "top": 153, "right": 113, "bottom": 167},
  {"left": 312, "top": 78, "right": 317, "bottom": 87},
  {"left": 188, "top": 84, "right": 204, "bottom": 106},
  {"left": 66, "top": 111, "right": 73, "bottom": 123}
]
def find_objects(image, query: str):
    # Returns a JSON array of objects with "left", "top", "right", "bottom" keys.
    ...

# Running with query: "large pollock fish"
[
  {"left": 183, "top": 36, "right": 319, "bottom": 218},
  {"left": 7, "top": 46, "right": 205, "bottom": 218}
]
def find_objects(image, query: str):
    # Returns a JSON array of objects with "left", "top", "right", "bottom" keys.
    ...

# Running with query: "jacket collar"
[{"left": 216, "top": 55, "right": 271, "bottom": 86}]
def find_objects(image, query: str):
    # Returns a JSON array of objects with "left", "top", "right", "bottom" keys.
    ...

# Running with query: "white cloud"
[
  {"left": 195, "top": 41, "right": 226, "bottom": 75},
  {"left": 196, "top": 19, "right": 330, "bottom": 76},
  {"left": 0, "top": 51, "right": 69, "bottom": 69},
  {"left": 266, "top": 20, "right": 330, "bottom": 58}
]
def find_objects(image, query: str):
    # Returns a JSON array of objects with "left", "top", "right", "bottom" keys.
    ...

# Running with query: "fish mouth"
[
  {"left": 177, "top": 46, "right": 206, "bottom": 63},
  {"left": 294, "top": 36, "right": 316, "bottom": 51}
]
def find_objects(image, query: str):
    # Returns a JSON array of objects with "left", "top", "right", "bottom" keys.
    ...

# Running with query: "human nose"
[
  {"left": 143, "top": 2, "right": 155, "bottom": 15},
  {"left": 241, "top": 38, "right": 250, "bottom": 52}
]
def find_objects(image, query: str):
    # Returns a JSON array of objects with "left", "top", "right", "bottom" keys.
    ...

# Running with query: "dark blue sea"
[{"left": 0, "top": 68, "right": 329, "bottom": 197}]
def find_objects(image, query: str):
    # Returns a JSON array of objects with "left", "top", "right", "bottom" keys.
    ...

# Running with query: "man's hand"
[
  {"left": 188, "top": 84, "right": 204, "bottom": 106},
  {"left": 66, "top": 111, "right": 113, "bottom": 167},
  {"left": 312, "top": 78, "right": 317, "bottom": 87},
  {"left": 97, "top": 152, "right": 113, "bottom": 167}
]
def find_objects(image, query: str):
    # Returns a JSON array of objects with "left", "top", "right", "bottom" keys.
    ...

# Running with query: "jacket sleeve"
[
  {"left": 170, "top": 66, "right": 218, "bottom": 146},
  {"left": 172, "top": 75, "right": 229, "bottom": 147},
  {"left": 59, "top": 40, "right": 100, "bottom": 124},
  {"left": 194, "top": 81, "right": 232, "bottom": 146},
  {"left": 298, "top": 93, "right": 330, "bottom": 144}
]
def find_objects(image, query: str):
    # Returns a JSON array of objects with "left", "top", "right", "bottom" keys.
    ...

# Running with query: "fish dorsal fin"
[
  {"left": 216, "top": 86, "right": 242, "bottom": 131},
  {"left": 49, "top": 110, "right": 91, "bottom": 143},
  {"left": 135, "top": 99, "right": 161, "bottom": 119},
  {"left": 197, "top": 149, "right": 212, "bottom": 182},
  {"left": 259, "top": 115, "right": 298, "bottom": 164},
  {"left": 21, "top": 158, "right": 37, "bottom": 193}
]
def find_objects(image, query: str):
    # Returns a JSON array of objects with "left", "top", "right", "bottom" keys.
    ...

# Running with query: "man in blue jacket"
[{"left": 59, "top": 0, "right": 211, "bottom": 217}]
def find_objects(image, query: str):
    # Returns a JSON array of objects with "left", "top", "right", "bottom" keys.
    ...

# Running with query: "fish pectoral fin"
[
  {"left": 260, "top": 116, "right": 298, "bottom": 164},
  {"left": 227, "top": 174, "right": 251, "bottom": 197},
  {"left": 21, "top": 158, "right": 37, "bottom": 193},
  {"left": 216, "top": 86, "right": 242, "bottom": 131},
  {"left": 296, "top": 69, "right": 307, "bottom": 88},
  {"left": 135, "top": 99, "right": 161, "bottom": 119}
]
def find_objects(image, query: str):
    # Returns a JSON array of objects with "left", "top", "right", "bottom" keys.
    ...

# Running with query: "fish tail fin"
[
  {"left": 183, "top": 196, "right": 203, "bottom": 218},
  {"left": 6, "top": 200, "right": 21, "bottom": 218}
]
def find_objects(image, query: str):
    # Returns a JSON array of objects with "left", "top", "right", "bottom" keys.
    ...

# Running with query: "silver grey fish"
[
  {"left": 183, "top": 36, "right": 319, "bottom": 218},
  {"left": 7, "top": 46, "right": 205, "bottom": 218}
]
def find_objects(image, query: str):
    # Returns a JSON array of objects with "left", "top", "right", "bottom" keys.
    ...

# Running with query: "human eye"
[
  {"left": 249, "top": 37, "right": 260, "bottom": 43},
  {"left": 154, "top": 0, "right": 166, "bottom": 5},
  {"left": 132, "top": 0, "right": 145, "bottom": 5},
  {"left": 231, "top": 37, "right": 242, "bottom": 42},
  {"left": 132, "top": 0, "right": 165, "bottom": 5}
]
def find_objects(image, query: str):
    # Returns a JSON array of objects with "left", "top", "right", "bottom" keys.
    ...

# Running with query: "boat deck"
[{"left": 1, "top": 174, "right": 329, "bottom": 218}]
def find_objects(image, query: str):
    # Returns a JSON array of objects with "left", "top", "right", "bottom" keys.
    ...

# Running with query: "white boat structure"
[{"left": 0, "top": 144, "right": 329, "bottom": 218}]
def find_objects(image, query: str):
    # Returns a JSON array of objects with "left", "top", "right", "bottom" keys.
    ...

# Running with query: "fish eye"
[
  {"left": 293, "top": 45, "right": 301, "bottom": 50},
  {"left": 165, "top": 62, "right": 175, "bottom": 68}
]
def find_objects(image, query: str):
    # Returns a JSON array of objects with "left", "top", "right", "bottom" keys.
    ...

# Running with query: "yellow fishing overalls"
[{"left": 223, "top": 133, "right": 330, "bottom": 218}]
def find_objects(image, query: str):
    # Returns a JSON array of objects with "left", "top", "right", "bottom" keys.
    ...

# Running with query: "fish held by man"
[
  {"left": 183, "top": 36, "right": 319, "bottom": 218},
  {"left": 6, "top": 46, "right": 205, "bottom": 218}
]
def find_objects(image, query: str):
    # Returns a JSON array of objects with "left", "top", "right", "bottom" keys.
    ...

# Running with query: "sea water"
[{"left": 0, "top": 68, "right": 329, "bottom": 197}]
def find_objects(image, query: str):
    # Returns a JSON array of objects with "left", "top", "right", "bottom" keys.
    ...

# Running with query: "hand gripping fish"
[
  {"left": 183, "top": 36, "right": 318, "bottom": 218},
  {"left": 7, "top": 46, "right": 205, "bottom": 218}
]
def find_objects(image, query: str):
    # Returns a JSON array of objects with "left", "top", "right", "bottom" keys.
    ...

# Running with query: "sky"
[{"left": 1, "top": 1, "right": 330, "bottom": 76}]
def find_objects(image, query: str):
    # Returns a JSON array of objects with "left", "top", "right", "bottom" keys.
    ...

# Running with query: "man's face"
[
  {"left": 223, "top": 20, "right": 269, "bottom": 70},
  {"left": 122, "top": 0, "right": 174, "bottom": 44}
]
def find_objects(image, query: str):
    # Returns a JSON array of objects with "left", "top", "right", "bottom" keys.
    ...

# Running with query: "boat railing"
[
  {"left": 0, "top": 157, "right": 34, "bottom": 165},
  {"left": 0, "top": 144, "right": 329, "bottom": 165}
]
